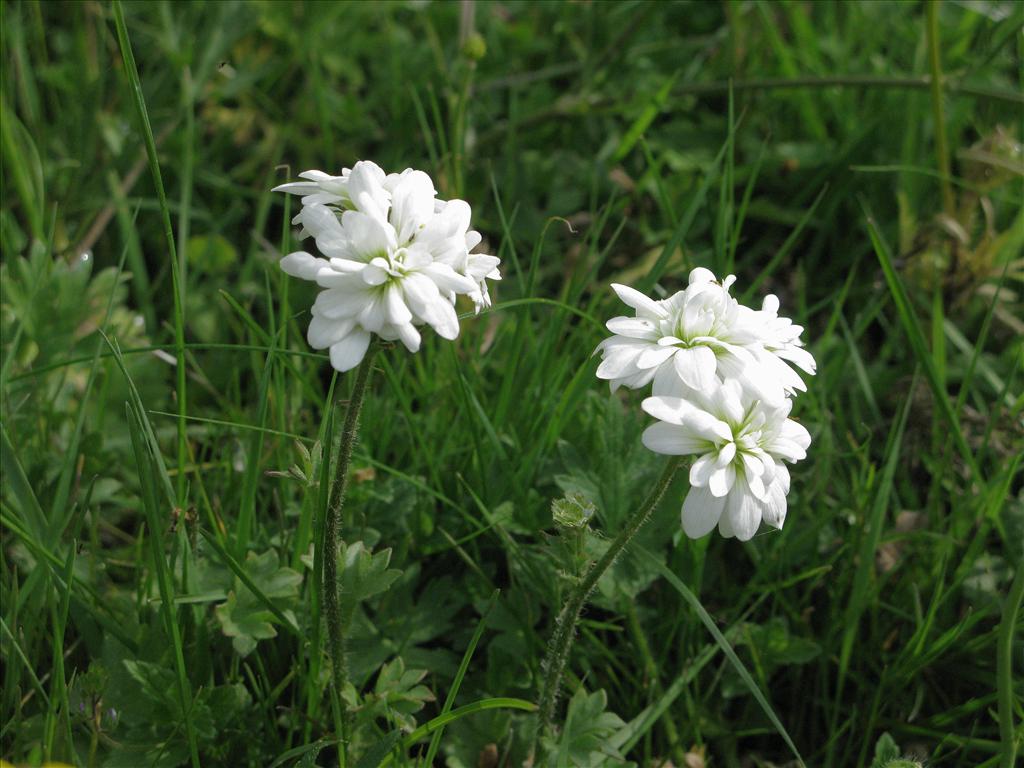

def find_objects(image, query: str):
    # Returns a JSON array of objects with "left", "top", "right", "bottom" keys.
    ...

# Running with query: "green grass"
[{"left": 2, "top": 1, "right": 1023, "bottom": 767}]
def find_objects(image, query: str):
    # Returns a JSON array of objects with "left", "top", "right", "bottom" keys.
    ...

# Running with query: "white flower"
[
  {"left": 640, "top": 380, "right": 811, "bottom": 541},
  {"left": 594, "top": 268, "right": 814, "bottom": 402},
  {"left": 749, "top": 294, "right": 817, "bottom": 395},
  {"left": 274, "top": 161, "right": 501, "bottom": 371}
]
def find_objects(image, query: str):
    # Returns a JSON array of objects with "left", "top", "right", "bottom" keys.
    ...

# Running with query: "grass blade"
[
  {"left": 638, "top": 138, "right": 728, "bottom": 292},
  {"left": 112, "top": 0, "right": 189, "bottom": 505},
  {"left": 236, "top": 338, "right": 277, "bottom": 556},
  {"left": 639, "top": 545, "right": 806, "bottom": 768},
  {"left": 422, "top": 589, "right": 500, "bottom": 766},
  {"left": 837, "top": 372, "right": 916, "bottom": 679},
  {"left": 50, "top": 238, "right": 132, "bottom": 536},
  {"left": 378, "top": 698, "right": 537, "bottom": 766},
  {"left": 864, "top": 206, "right": 980, "bottom": 480},
  {"left": 126, "top": 402, "right": 200, "bottom": 768},
  {"left": 997, "top": 551, "right": 1024, "bottom": 768},
  {"left": 0, "top": 422, "right": 48, "bottom": 540}
]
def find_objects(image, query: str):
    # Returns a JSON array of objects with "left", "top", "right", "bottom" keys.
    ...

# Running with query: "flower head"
[
  {"left": 595, "top": 268, "right": 814, "bottom": 402},
  {"left": 274, "top": 161, "right": 501, "bottom": 371},
  {"left": 641, "top": 380, "right": 811, "bottom": 541}
]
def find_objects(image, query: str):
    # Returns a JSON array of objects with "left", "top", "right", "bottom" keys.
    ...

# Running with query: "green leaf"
[
  {"left": 215, "top": 591, "right": 276, "bottom": 656},
  {"left": 722, "top": 618, "right": 821, "bottom": 698},
  {"left": 871, "top": 732, "right": 901, "bottom": 767},
  {"left": 354, "top": 731, "right": 402, "bottom": 768},
  {"left": 119, "top": 660, "right": 216, "bottom": 741},
  {"left": 366, "top": 657, "right": 435, "bottom": 731},
  {"left": 268, "top": 739, "right": 333, "bottom": 768},
  {"left": 214, "top": 550, "right": 302, "bottom": 657},
  {"left": 338, "top": 540, "right": 402, "bottom": 608},
  {"left": 186, "top": 233, "right": 237, "bottom": 273},
  {"left": 543, "top": 688, "right": 631, "bottom": 768}
]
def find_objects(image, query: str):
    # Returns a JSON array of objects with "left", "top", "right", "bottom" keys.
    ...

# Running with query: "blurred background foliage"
[{"left": 1, "top": 1, "right": 1022, "bottom": 767}]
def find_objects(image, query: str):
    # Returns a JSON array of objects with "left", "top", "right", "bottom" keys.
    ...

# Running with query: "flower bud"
[
  {"left": 551, "top": 492, "right": 596, "bottom": 531},
  {"left": 462, "top": 32, "right": 487, "bottom": 61}
]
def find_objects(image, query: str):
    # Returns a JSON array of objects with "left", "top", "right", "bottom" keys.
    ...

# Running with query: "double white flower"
[
  {"left": 596, "top": 267, "right": 814, "bottom": 402},
  {"left": 642, "top": 381, "right": 811, "bottom": 541},
  {"left": 274, "top": 161, "right": 501, "bottom": 371},
  {"left": 596, "top": 267, "right": 815, "bottom": 541}
]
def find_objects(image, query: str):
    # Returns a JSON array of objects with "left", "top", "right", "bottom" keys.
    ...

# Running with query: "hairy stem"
[
  {"left": 533, "top": 456, "right": 683, "bottom": 754},
  {"left": 322, "top": 345, "right": 378, "bottom": 765}
]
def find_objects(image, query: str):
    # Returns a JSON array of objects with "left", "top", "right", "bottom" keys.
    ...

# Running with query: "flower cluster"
[
  {"left": 274, "top": 161, "right": 501, "bottom": 371},
  {"left": 596, "top": 268, "right": 815, "bottom": 541}
]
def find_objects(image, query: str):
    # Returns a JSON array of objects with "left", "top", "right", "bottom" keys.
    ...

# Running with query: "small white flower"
[
  {"left": 275, "top": 161, "right": 501, "bottom": 371},
  {"left": 641, "top": 380, "right": 811, "bottom": 541},
  {"left": 594, "top": 268, "right": 814, "bottom": 402}
]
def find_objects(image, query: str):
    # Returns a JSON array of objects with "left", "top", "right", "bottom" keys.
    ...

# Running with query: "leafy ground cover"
[{"left": 1, "top": 1, "right": 1022, "bottom": 767}]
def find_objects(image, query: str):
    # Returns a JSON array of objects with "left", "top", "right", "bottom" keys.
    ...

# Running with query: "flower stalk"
[
  {"left": 322, "top": 342, "right": 379, "bottom": 758},
  {"left": 533, "top": 456, "right": 683, "bottom": 751}
]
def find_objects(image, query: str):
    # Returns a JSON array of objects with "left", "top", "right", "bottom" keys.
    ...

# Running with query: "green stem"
[
  {"left": 88, "top": 726, "right": 99, "bottom": 768},
  {"left": 998, "top": 557, "right": 1024, "bottom": 768},
  {"left": 533, "top": 456, "right": 683, "bottom": 754},
  {"left": 322, "top": 345, "right": 378, "bottom": 766},
  {"left": 926, "top": 0, "right": 955, "bottom": 217}
]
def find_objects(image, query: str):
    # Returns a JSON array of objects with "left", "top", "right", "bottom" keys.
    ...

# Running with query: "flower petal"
[
  {"left": 610, "top": 283, "right": 668, "bottom": 319},
  {"left": 390, "top": 170, "right": 436, "bottom": 244},
  {"left": 681, "top": 485, "right": 726, "bottom": 539},
  {"left": 688, "top": 267, "right": 717, "bottom": 285},
  {"left": 307, "top": 315, "right": 356, "bottom": 349},
  {"left": 429, "top": 298, "right": 460, "bottom": 340},
  {"left": 707, "top": 459, "right": 736, "bottom": 498},
  {"left": 312, "top": 280, "right": 370, "bottom": 319},
  {"left": 641, "top": 423, "right": 709, "bottom": 455},
  {"left": 328, "top": 329, "right": 371, "bottom": 372},
  {"left": 641, "top": 395, "right": 699, "bottom": 427},
  {"left": 689, "top": 453, "right": 716, "bottom": 487},
  {"left": 597, "top": 346, "right": 642, "bottom": 380},
  {"left": 383, "top": 283, "right": 412, "bottom": 326},
  {"left": 636, "top": 345, "right": 676, "bottom": 370},
  {"left": 281, "top": 251, "right": 333, "bottom": 282},
  {"left": 346, "top": 161, "right": 390, "bottom": 222},
  {"left": 421, "top": 262, "right": 478, "bottom": 295},
  {"left": 672, "top": 345, "right": 718, "bottom": 391},
  {"left": 761, "top": 479, "right": 788, "bottom": 529},
  {"left": 395, "top": 322, "right": 421, "bottom": 353},
  {"left": 339, "top": 210, "right": 396, "bottom": 260},
  {"left": 725, "top": 475, "right": 762, "bottom": 541},
  {"left": 605, "top": 316, "right": 658, "bottom": 340}
]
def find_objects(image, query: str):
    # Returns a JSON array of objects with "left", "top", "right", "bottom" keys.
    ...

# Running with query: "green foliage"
[
  {"left": 720, "top": 617, "right": 821, "bottom": 699},
  {"left": 101, "top": 652, "right": 251, "bottom": 767},
  {"left": 551, "top": 492, "right": 596, "bottom": 532},
  {"left": 2, "top": 1, "right": 1022, "bottom": 766},
  {"left": 541, "top": 688, "right": 631, "bottom": 768},
  {"left": 338, "top": 542, "right": 403, "bottom": 613},
  {"left": 214, "top": 549, "right": 302, "bottom": 656},
  {"left": 363, "top": 657, "right": 435, "bottom": 732},
  {"left": 870, "top": 732, "right": 923, "bottom": 768}
]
